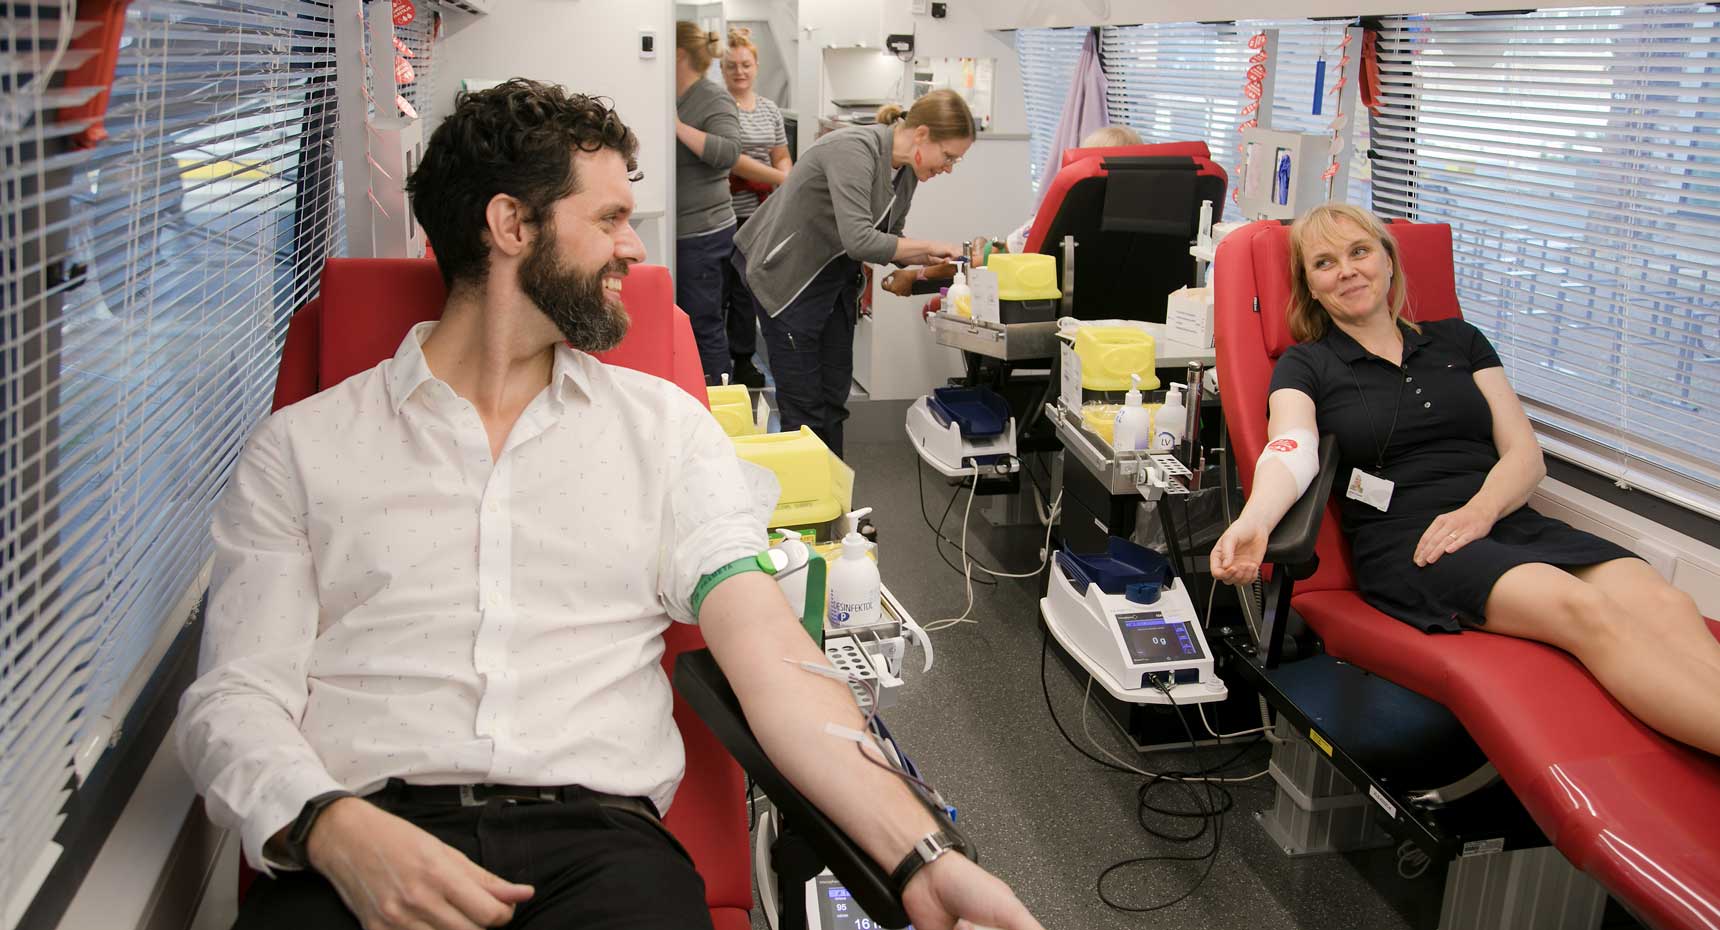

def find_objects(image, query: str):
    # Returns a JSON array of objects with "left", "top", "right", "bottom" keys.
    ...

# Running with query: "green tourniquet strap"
[{"left": 691, "top": 553, "right": 775, "bottom": 619}]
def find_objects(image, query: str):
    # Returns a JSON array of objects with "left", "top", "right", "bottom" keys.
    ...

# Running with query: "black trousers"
[
  {"left": 722, "top": 227, "right": 761, "bottom": 360},
  {"left": 677, "top": 225, "right": 738, "bottom": 385},
  {"left": 743, "top": 253, "right": 860, "bottom": 457},
  {"left": 234, "top": 786, "right": 714, "bottom": 930}
]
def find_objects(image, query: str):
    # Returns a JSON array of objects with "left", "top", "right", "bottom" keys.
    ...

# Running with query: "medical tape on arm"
[{"left": 1257, "top": 428, "right": 1319, "bottom": 498}]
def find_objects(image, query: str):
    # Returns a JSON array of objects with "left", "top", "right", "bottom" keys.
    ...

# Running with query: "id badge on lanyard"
[
  {"left": 1347, "top": 362, "right": 1404, "bottom": 513},
  {"left": 1346, "top": 468, "right": 1395, "bottom": 512}
]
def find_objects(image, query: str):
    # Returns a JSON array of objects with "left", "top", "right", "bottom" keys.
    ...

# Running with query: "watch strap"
[
  {"left": 890, "top": 828, "right": 971, "bottom": 895},
  {"left": 284, "top": 789, "right": 355, "bottom": 868}
]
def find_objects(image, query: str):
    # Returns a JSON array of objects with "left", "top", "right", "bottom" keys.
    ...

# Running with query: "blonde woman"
[
  {"left": 720, "top": 27, "right": 792, "bottom": 387},
  {"left": 881, "top": 125, "right": 1141, "bottom": 298},
  {"left": 732, "top": 91, "right": 974, "bottom": 455},
  {"left": 1212, "top": 203, "right": 1720, "bottom": 756}
]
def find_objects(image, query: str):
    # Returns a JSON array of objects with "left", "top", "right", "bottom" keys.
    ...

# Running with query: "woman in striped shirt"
[{"left": 722, "top": 27, "right": 792, "bottom": 388}]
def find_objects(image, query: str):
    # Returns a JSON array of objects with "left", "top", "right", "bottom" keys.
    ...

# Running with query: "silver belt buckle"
[{"left": 458, "top": 785, "right": 479, "bottom": 807}]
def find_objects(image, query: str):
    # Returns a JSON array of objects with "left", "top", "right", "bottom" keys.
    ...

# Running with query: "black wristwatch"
[
  {"left": 890, "top": 827, "right": 975, "bottom": 895},
  {"left": 282, "top": 790, "right": 356, "bottom": 869}
]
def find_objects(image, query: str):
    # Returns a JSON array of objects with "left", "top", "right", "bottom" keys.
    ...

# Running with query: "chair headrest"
[
  {"left": 315, "top": 259, "right": 680, "bottom": 388},
  {"left": 319, "top": 259, "right": 446, "bottom": 387},
  {"left": 1253, "top": 221, "right": 1463, "bottom": 359},
  {"left": 1027, "top": 146, "right": 1226, "bottom": 258},
  {"left": 594, "top": 265, "right": 676, "bottom": 374},
  {"left": 1060, "top": 140, "right": 1211, "bottom": 169}
]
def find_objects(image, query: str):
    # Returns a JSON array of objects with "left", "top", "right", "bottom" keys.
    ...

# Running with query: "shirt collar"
[
  {"left": 385, "top": 321, "right": 592, "bottom": 413},
  {"left": 1320, "top": 319, "right": 1432, "bottom": 366}
]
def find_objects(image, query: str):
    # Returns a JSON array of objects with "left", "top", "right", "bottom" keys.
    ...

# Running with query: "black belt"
[{"left": 373, "top": 779, "right": 661, "bottom": 823}]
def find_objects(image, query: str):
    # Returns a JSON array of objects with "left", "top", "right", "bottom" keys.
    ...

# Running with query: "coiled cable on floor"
[{"left": 1038, "top": 630, "right": 1274, "bottom": 914}]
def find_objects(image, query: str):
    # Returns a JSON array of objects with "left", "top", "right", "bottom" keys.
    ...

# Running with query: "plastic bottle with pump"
[
  {"left": 1112, "top": 373, "right": 1153, "bottom": 452},
  {"left": 947, "top": 263, "right": 973, "bottom": 320},
  {"left": 770, "top": 528, "right": 811, "bottom": 618},
  {"left": 1153, "top": 383, "right": 1187, "bottom": 452},
  {"left": 826, "top": 507, "right": 881, "bottom": 628}
]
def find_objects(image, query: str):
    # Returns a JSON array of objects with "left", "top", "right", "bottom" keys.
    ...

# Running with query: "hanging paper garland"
[
  {"left": 395, "top": 55, "right": 416, "bottom": 85},
  {"left": 1235, "top": 31, "right": 1269, "bottom": 203},
  {"left": 1360, "top": 28, "right": 1383, "bottom": 115},
  {"left": 393, "top": 36, "right": 415, "bottom": 58},
  {"left": 392, "top": 0, "right": 415, "bottom": 27},
  {"left": 1321, "top": 31, "right": 1353, "bottom": 184}
]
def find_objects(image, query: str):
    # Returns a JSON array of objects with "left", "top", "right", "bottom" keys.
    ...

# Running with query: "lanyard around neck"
[{"left": 1347, "top": 331, "right": 1408, "bottom": 473}]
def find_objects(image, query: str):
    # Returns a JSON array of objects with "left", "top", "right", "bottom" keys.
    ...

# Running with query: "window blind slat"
[
  {"left": 1017, "top": 27, "right": 1090, "bottom": 195},
  {"left": 1, "top": 0, "right": 344, "bottom": 914},
  {"left": 1367, "top": 177, "right": 1720, "bottom": 270},
  {"left": 1373, "top": 4, "right": 1720, "bottom": 513}
]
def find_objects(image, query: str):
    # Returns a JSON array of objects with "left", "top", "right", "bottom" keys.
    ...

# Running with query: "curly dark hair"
[{"left": 407, "top": 79, "right": 640, "bottom": 288}]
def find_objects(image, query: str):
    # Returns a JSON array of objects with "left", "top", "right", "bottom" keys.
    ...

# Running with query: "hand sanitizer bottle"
[
  {"left": 1112, "top": 373, "right": 1153, "bottom": 452},
  {"left": 947, "top": 266, "right": 973, "bottom": 320},
  {"left": 1153, "top": 383, "right": 1187, "bottom": 452},
  {"left": 771, "top": 528, "right": 811, "bottom": 620},
  {"left": 826, "top": 530, "right": 881, "bottom": 628}
]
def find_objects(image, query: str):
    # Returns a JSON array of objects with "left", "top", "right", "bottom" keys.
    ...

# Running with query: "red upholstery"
[
  {"left": 1058, "top": 140, "right": 1211, "bottom": 169},
  {"left": 1026, "top": 140, "right": 1226, "bottom": 254},
  {"left": 249, "top": 258, "right": 751, "bottom": 925},
  {"left": 1214, "top": 220, "right": 1720, "bottom": 930}
]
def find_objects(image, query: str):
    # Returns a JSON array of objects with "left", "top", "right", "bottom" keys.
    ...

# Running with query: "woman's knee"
[
  {"left": 1551, "top": 581, "right": 1629, "bottom": 650},
  {"left": 1635, "top": 582, "right": 1703, "bottom": 634},
  {"left": 1652, "top": 583, "right": 1699, "bottom": 618}
]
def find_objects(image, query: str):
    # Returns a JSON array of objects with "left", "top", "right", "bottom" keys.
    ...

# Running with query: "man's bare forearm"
[{"left": 698, "top": 572, "right": 938, "bottom": 870}]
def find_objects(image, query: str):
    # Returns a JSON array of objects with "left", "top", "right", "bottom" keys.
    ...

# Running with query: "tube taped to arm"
[
  {"left": 1257, "top": 428, "right": 1320, "bottom": 498},
  {"left": 690, "top": 553, "right": 775, "bottom": 619}
]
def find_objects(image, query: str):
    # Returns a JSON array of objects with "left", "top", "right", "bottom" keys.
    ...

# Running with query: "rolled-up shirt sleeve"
[
  {"left": 698, "top": 104, "right": 742, "bottom": 170},
  {"left": 659, "top": 392, "right": 769, "bottom": 623},
  {"left": 175, "top": 413, "right": 344, "bottom": 875}
]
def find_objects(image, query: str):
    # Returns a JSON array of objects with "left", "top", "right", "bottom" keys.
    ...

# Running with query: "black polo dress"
[{"left": 1269, "top": 318, "right": 1636, "bottom": 632}]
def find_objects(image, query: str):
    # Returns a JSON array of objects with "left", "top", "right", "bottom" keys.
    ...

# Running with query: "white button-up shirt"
[{"left": 177, "top": 322, "right": 766, "bottom": 872}]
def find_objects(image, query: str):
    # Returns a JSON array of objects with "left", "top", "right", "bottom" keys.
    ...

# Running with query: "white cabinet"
[{"left": 802, "top": 0, "right": 882, "bottom": 48}]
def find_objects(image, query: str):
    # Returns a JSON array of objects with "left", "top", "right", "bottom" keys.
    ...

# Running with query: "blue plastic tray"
[
  {"left": 927, "top": 386, "right": 1008, "bottom": 439},
  {"left": 1055, "top": 537, "right": 1174, "bottom": 596}
]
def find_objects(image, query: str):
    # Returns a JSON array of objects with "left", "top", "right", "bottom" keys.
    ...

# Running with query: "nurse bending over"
[
  {"left": 733, "top": 90, "right": 973, "bottom": 456},
  {"left": 1211, "top": 204, "right": 1720, "bottom": 756}
]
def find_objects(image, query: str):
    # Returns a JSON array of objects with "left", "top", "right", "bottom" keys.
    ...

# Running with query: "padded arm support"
[
  {"left": 673, "top": 650, "right": 912, "bottom": 928},
  {"left": 1263, "top": 434, "right": 1341, "bottom": 576}
]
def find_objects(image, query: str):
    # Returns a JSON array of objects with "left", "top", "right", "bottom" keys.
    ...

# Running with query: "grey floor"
[{"left": 748, "top": 398, "right": 1443, "bottom": 930}]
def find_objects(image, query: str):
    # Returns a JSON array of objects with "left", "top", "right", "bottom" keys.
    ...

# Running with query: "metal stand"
[
  {"left": 1256, "top": 719, "right": 1392, "bottom": 856},
  {"left": 1254, "top": 721, "right": 1605, "bottom": 930},
  {"left": 1439, "top": 846, "right": 1605, "bottom": 930}
]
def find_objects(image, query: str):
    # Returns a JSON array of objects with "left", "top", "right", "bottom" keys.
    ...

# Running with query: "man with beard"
[{"left": 177, "top": 81, "right": 1043, "bottom": 930}]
